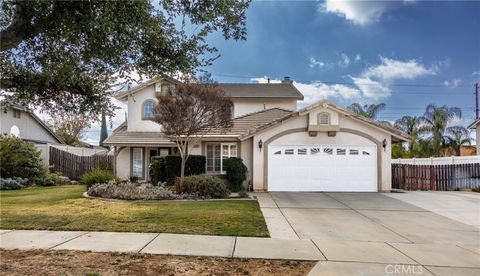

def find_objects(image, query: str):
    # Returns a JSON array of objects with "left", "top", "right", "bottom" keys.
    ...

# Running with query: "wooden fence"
[
  {"left": 49, "top": 146, "right": 113, "bottom": 180},
  {"left": 392, "top": 163, "right": 480, "bottom": 191}
]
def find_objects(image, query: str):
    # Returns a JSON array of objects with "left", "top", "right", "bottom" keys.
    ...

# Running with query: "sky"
[{"left": 77, "top": 0, "right": 480, "bottom": 145}]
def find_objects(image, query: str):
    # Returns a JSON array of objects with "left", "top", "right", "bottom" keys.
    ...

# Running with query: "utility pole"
[{"left": 476, "top": 83, "right": 479, "bottom": 119}]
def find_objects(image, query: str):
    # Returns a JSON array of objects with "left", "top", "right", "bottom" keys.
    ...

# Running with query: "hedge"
[
  {"left": 150, "top": 156, "right": 166, "bottom": 185},
  {"left": 223, "top": 157, "right": 248, "bottom": 191},
  {"left": 150, "top": 155, "right": 206, "bottom": 184}
]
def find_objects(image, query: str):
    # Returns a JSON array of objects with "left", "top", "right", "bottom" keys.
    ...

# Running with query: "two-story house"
[{"left": 104, "top": 76, "right": 408, "bottom": 192}]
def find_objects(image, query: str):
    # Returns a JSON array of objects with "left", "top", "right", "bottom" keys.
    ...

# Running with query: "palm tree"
[
  {"left": 419, "top": 104, "right": 462, "bottom": 156},
  {"left": 348, "top": 103, "right": 386, "bottom": 120},
  {"left": 394, "top": 115, "right": 423, "bottom": 154},
  {"left": 445, "top": 126, "right": 473, "bottom": 156}
]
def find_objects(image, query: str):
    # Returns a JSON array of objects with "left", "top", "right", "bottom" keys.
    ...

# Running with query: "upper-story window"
[
  {"left": 318, "top": 112, "right": 330, "bottom": 125},
  {"left": 142, "top": 100, "right": 155, "bottom": 120}
]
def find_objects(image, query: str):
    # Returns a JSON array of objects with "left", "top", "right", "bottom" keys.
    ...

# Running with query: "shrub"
[
  {"left": 237, "top": 188, "right": 249, "bottom": 198},
  {"left": 37, "top": 173, "right": 61, "bottom": 186},
  {"left": 87, "top": 181, "right": 192, "bottom": 200},
  {"left": 150, "top": 156, "right": 166, "bottom": 185},
  {"left": 0, "top": 135, "right": 48, "bottom": 185},
  {"left": 165, "top": 155, "right": 206, "bottom": 184},
  {"left": 81, "top": 169, "right": 116, "bottom": 189},
  {"left": 223, "top": 157, "right": 248, "bottom": 191},
  {"left": 0, "top": 177, "right": 28, "bottom": 190},
  {"left": 129, "top": 175, "right": 139, "bottom": 183},
  {"left": 174, "top": 175, "right": 230, "bottom": 198},
  {"left": 472, "top": 187, "right": 480, "bottom": 193}
]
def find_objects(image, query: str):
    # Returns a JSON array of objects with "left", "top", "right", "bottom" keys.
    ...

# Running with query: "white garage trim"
[{"left": 263, "top": 128, "right": 383, "bottom": 191}]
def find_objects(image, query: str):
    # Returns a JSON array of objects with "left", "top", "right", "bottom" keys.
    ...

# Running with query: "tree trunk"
[{"left": 180, "top": 156, "right": 186, "bottom": 185}]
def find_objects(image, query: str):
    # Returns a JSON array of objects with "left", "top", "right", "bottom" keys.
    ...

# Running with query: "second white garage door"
[{"left": 268, "top": 145, "right": 377, "bottom": 192}]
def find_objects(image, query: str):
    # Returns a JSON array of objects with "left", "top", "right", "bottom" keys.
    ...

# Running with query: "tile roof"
[
  {"left": 103, "top": 108, "right": 293, "bottom": 145},
  {"left": 103, "top": 130, "right": 176, "bottom": 146},
  {"left": 115, "top": 78, "right": 304, "bottom": 101},
  {"left": 207, "top": 108, "right": 294, "bottom": 136},
  {"left": 218, "top": 83, "right": 304, "bottom": 99}
]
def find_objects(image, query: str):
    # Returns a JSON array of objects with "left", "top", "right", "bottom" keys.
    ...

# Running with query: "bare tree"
[
  {"left": 49, "top": 115, "right": 91, "bottom": 146},
  {"left": 154, "top": 82, "right": 233, "bottom": 183}
]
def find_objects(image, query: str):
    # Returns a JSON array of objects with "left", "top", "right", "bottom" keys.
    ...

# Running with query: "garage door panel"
[{"left": 268, "top": 145, "right": 377, "bottom": 192}]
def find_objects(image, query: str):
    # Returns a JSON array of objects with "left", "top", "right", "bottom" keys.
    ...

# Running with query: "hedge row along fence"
[
  {"left": 49, "top": 147, "right": 113, "bottom": 180},
  {"left": 392, "top": 163, "right": 480, "bottom": 191}
]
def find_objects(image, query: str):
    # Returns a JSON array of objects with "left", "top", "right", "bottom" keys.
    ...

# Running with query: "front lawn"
[{"left": 0, "top": 185, "right": 268, "bottom": 237}]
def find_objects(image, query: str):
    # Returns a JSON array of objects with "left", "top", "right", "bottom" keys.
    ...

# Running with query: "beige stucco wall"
[
  {"left": 0, "top": 107, "right": 60, "bottom": 144},
  {"left": 241, "top": 138, "right": 253, "bottom": 188},
  {"left": 477, "top": 127, "right": 480, "bottom": 155},
  {"left": 232, "top": 98, "right": 297, "bottom": 117},
  {"left": 250, "top": 110, "right": 393, "bottom": 192},
  {"left": 126, "top": 85, "right": 162, "bottom": 132}
]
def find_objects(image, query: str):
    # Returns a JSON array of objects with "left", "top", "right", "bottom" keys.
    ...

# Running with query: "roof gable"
[
  {"left": 0, "top": 100, "right": 65, "bottom": 144},
  {"left": 241, "top": 100, "right": 410, "bottom": 142}
]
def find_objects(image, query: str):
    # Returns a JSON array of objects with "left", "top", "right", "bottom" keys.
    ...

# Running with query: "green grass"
[{"left": 0, "top": 185, "right": 269, "bottom": 237}]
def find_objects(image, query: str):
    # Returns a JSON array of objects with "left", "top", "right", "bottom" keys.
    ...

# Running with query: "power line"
[{"left": 211, "top": 72, "right": 474, "bottom": 89}]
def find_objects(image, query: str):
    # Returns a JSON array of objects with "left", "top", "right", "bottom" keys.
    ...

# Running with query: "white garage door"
[{"left": 268, "top": 145, "right": 377, "bottom": 192}]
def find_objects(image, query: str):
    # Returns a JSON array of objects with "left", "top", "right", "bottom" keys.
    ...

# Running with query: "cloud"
[
  {"left": 354, "top": 54, "right": 361, "bottom": 63},
  {"left": 350, "top": 76, "right": 391, "bottom": 99},
  {"left": 294, "top": 81, "right": 362, "bottom": 107},
  {"left": 309, "top": 57, "right": 326, "bottom": 69},
  {"left": 443, "top": 79, "right": 462, "bottom": 89},
  {"left": 250, "top": 76, "right": 282, "bottom": 84},
  {"left": 339, "top": 53, "right": 350, "bottom": 67},
  {"left": 319, "top": 0, "right": 414, "bottom": 25},
  {"left": 319, "top": 0, "right": 391, "bottom": 25},
  {"left": 362, "top": 57, "right": 436, "bottom": 81}
]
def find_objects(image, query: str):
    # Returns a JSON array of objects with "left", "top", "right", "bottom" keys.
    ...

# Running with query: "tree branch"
[{"left": 1, "top": 2, "right": 43, "bottom": 51}]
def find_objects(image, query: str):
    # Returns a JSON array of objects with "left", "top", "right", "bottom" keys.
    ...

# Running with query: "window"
[
  {"left": 206, "top": 143, "right": 237, "bottom": 174},
  {"left": 323, "top": 148, "right": 333, "bottom": 155},
  {"left": 350, "top": 149, "right": 359, "bottom": 155},
  {"left": 298, "top": 148, "right": 307, "bottom": 155},
  {"left": 318, "top": 112, "right": 330, "bottom": 125},
  {"left": 131, "top": 148, "right": 144, "bottom": 178},
  {"left": 273, "top": 150, "right": 282, "bottom": 155},
  {"left": 284, "top": 149, "right": 294, "bottom": 155},
  {"left": 311, "top": 148, "right": 321, "bottom": 155},
  {"left": 142, "top": 100, "right": 155, "bottom": 119},
  {"left": 362, "top": 151, "right": 370, "bottom": 155},
  {"left": 336, "top": 148, "right": 346, "bottom": 155}
]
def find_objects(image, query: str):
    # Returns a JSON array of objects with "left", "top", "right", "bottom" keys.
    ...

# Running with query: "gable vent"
[{"left": 318, "top": 112, "right": 330, "bottom": 125}]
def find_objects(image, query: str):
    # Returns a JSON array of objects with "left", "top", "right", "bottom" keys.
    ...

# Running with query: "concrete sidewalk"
[
  {"left": 2, "top": 229, "right": 480, "bottom": 276},
  {"left": 0, "top": 230, "right": 322, "bottom": 261}
]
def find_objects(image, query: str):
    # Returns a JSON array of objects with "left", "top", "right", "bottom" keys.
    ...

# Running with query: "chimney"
[{"left": 282, "top": 76, "right": 293, "bottom": 84}]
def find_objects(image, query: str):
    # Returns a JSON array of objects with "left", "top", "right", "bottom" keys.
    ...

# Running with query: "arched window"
[
  {"left": 142, "top": 100, "right": 155, "bottom": 119},
  {"left": 318, "top": 112, "right": 330, "bottom": 125}
]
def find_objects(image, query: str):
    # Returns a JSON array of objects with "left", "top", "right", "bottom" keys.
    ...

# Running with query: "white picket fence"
[{"left": 392, "top": 156, "right": 480, "bottom": 165}]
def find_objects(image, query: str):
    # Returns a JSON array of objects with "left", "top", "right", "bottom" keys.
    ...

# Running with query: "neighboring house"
[
  {"left": 468, "top": 119, "right": 479, "bottom": 155},
  {"left": 104, "top": 76, "right": 409, "bottom": 192},
  {"left": 0, "top": 100, "right": 64, "bottom": 165},
  {"left": 0, "top": 100, "right": 63, "bottom": 145}
]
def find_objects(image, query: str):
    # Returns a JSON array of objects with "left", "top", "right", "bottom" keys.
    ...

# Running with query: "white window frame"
[
  {"left": 206, "top": 142, "right": 237, "bottom": 174},
  {"left": 131, "top": 147, "right": 144, "bottom": 179}
]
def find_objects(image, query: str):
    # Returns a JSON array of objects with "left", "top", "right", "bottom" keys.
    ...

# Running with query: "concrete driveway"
[{"left": 256, "top": 192, "right": 480, "bottom": 275}]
